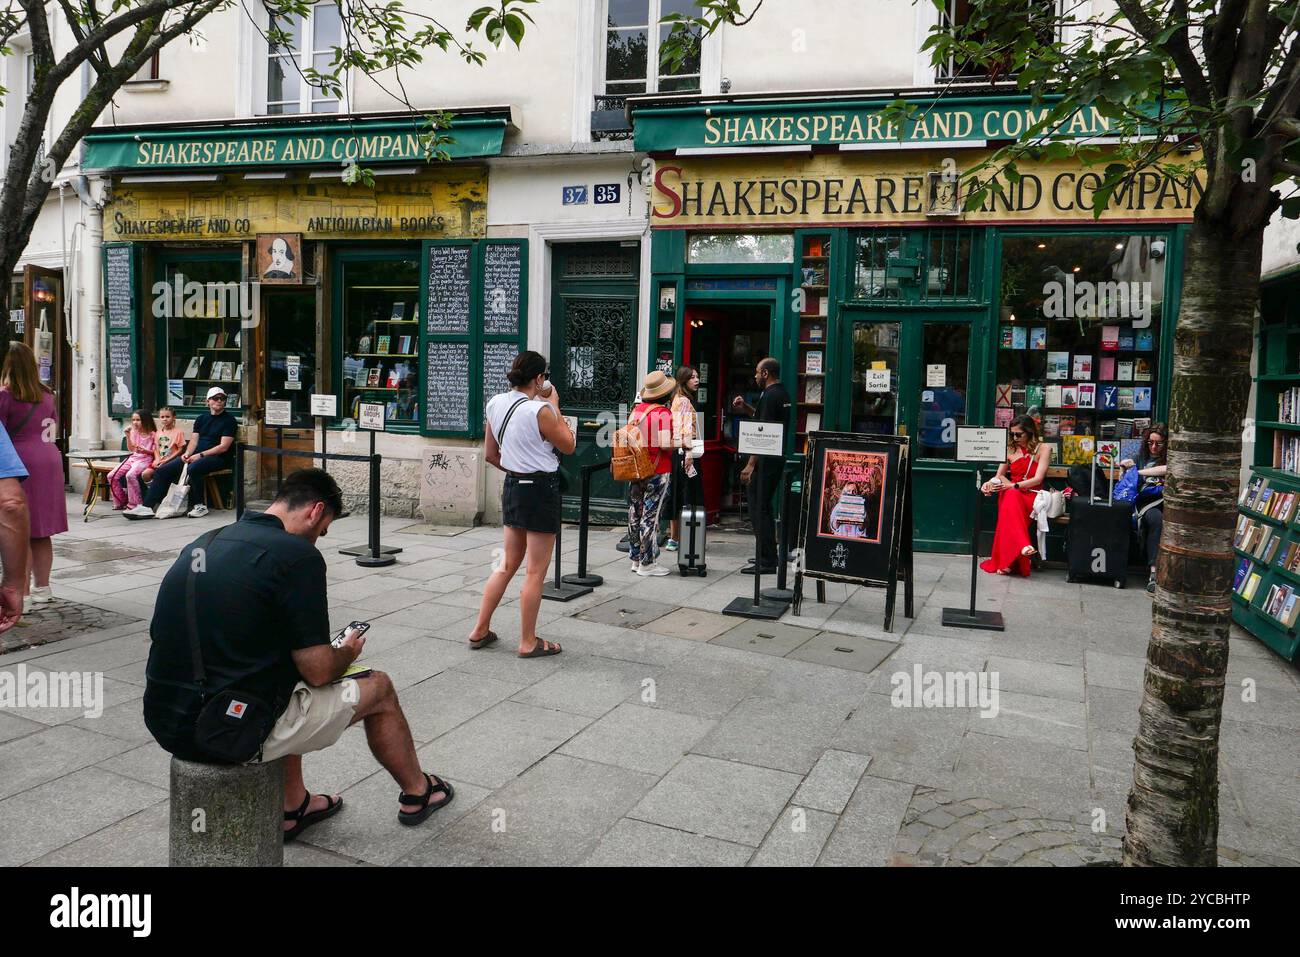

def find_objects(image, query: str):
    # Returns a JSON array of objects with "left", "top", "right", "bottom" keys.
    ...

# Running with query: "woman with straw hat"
[{"left": 626, "top": 370, "right": 677, "bottom": 576}]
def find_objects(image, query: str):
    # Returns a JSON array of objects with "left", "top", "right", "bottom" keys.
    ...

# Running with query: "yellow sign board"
[
  {"left": 651, "top": 151, "right": 1202, "bottom": 228},
  {"left": 105, "top": 168, "right": 487, "bottom": 241}
]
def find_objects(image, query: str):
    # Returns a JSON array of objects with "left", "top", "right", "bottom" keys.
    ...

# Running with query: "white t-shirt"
[{"left": 485, "top": 391, "right": 559, "bottom": 474}]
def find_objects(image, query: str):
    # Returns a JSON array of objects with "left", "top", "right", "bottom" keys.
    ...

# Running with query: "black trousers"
[
  {"left": 748, "top": 461, "right": 781, "bottom": 566},
  {"left": 143, "top": 455, "right": 227, "bottom": 509},
  {"left": 1140, "top": 505, "right": 1163, "bottom": 567}
]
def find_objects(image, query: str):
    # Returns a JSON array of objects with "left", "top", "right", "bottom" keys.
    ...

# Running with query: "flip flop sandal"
[
  {"left": 518, "top": 637, "right": 561, "bottom": 658},
  {"left": 398, "top": 773, "right": 455, "bottom": 827},
  {"left": 283, "top": 792, "right": 343, "bottom": 843},
  {"left": 469, "top": 630, "right": 498, "bottom": 650}
]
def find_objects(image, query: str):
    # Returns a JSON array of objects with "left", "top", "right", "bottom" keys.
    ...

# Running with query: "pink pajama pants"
[{"left": 108, "top": 453, "right": 154, "bottom": 508}]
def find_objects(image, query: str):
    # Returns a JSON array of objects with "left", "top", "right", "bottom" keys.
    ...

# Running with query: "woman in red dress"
[{"left": 980, "top": 415, "right": 1052, "bottom": 576}]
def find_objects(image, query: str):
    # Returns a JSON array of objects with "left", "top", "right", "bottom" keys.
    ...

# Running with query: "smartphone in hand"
[{"left": 331, "top": 620, "right": 370, "bottom": 648}]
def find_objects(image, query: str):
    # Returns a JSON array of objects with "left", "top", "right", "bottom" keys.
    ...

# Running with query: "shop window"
[
  {"left": 918, "top": 324, "right": 970, "bottom": 459},
  {"left": 853, "top": 228, "right": 979, "bottom": 303},
  {"left": 937, "top": 0, "right": 1059, "bottom": 83},
  {"left": 130, "top": 51, "right": 161, "bottom": 82},
  {"left": 996, "top": 233, "right": 1168, "bottom": 466},
  {"left": 604, "top": 0, "right": 701, "bottom": 96},
  {"left": 687, "top": 233, "right": 794, "bottom": 265},
  {"left": 341, "top": 256, "right": 421, "bottom": 428},
  {"left": 159, "top": 257, "right": 245, "bottom": 413},
  {"left": 265, "top": 1, "right": 342, "bottom": 115}
]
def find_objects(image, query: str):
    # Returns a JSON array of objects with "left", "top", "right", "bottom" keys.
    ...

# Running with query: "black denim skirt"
[{"left": 502, "top": 472, "right": 561, "bottom": 534}]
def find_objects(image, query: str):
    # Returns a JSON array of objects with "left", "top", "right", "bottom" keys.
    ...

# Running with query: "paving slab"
[
  {"left": 559, "top": 703, "right": 715, "bottom": 776},
  {"left": 0, "top": 724, "right": 135, "bottom": 799},
  {"left": 987, "top": 655, "right": 1086, "bottom": 702},
  {"left": 794, "top": 749, "right": 873, "bottom": 814},
  {"left": 576, "top": 597, "right": 677, "bottom": 630},
  {"left": 399, "top": 669, "right": 526, "bottom": 744},
  {"left": 787, "top": 632, "right": 900, "bottom": 674},
  {"left": 641, "top": 607, "right": 740, "bottom": 642},
  {"left": 973, "top": 690, "right": 1089, "bottom": 751},
  {"left": 691, "top": 695, "right": 853, "bottom": 774},
  {"left": 401, "top": 754, "right": 656, "bottom": 867},
  {"left": 509, "top": 655, "right": 663, "bottom": 718},
  {"left": 710, "top": 619, "right": 819, "bottom": 656},
  {"left": 418, "top": 700, "right": 591, "bottom": 789},
  {"left": 817, "top": 775, "right": 915, "bottom": 866},
  {"left": 581, "top": 818, "right": 753, "bottom": 867},
  {"left": 628, "top": 754, "right": 801, "bottom": 847},
  {"left": 750, "top": 807, "right": 838, "bottom": 867}
]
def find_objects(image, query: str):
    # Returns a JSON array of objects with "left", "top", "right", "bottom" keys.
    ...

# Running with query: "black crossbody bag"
[{"left": 187, "top": 528, "right": 278, "bottom": 763}]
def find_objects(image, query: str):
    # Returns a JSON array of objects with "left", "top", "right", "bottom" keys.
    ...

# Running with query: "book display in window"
[
  {"left": 341, "top": 258, "right": 421, "bottom": 427},
  {"left": 796, "top": 234, "right": 832, "bottom": 453}
]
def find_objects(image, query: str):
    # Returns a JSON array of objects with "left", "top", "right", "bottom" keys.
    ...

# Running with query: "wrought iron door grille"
[{"left": 560, "top": 297, "right": 634, "bottom": 407}]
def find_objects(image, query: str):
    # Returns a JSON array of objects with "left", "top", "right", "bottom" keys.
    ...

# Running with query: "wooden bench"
[{"left": 204, "top": 469, "right": 233, "bottom": 510}]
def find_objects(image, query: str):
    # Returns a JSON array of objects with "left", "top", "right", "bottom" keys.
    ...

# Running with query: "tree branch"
[{"left": 1113, "top": 0, "right": 1212, "bottom": 110}]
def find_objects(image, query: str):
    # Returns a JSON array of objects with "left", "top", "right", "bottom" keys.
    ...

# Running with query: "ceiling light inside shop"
[{"left": 1036, "top": 243, "right": 1046, "bottom": 249}]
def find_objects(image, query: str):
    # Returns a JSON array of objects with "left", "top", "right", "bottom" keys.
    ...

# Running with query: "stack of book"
[
  {"left": 1279, "top": 387, "right": 1300, "bottom": 424},
  {"left": 1260, "top": 581, "right": 1300, "bottom": 626},
  {"left": 1273, "top": 432, "right": 1300, "bottom": 474}
]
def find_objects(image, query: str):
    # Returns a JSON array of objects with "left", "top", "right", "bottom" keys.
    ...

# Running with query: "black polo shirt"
[
  {"left": 191, "top": 410, "right": 238, "bottom": 460},
  {"left": 142, "top": 511, "right": 332, "bottom": 757}
]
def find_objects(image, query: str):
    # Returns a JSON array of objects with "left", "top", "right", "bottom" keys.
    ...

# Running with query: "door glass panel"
[
  {"left": 850, "top": 321, "right": 900, "bottom": 435},
  {"left": 558, "top": 296, "right": 634, "bottom": 407},
  {"left": 917, "top": 324, "right": 969, "bottom": 459},
  {"left": 264, "top": 292, "right": 317, "bottom": 427}
]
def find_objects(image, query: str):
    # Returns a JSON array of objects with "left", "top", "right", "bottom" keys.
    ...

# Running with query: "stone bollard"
[{"left": 169, "top": 757, "right": 284, "bottom": 867}]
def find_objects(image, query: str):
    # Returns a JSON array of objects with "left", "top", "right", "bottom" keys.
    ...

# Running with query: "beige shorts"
[{"left": 253, "top": 679, "right": 359, "bottom": 763}]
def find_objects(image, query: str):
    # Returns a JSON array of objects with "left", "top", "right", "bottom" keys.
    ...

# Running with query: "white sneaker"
[
  {"left": 636, "top": 563, "right": 671, "bottom": 577},
  {"left": 125, "top": 504, "right": 155, "bottom": 518},
  {"left": 187, "top": 504, "right": 210, "bottom": 518},
  {"left": 29, "top": 585, "right": 54, "bottom": 604}
]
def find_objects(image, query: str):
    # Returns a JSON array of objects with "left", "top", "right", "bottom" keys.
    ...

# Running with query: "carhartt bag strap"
[{"left": 186, "top": 528, "right": 224, "bottom": 688}]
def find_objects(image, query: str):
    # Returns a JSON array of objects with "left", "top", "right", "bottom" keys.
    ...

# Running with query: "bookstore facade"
[
  {"left": 632, "top": 92, "right": 1200, "bottom": 551},
  {"left": 83, "top": 111, "right": 527, "bottom": 514}
]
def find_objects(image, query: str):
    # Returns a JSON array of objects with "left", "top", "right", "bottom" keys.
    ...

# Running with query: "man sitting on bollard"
[{"left": 143, "top": 467, "right": 454, "bottom": 839}]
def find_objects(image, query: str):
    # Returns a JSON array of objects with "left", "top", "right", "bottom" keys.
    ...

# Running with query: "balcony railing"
[{"left": 591, "top": 94, "right": 633, "bottom": 141}]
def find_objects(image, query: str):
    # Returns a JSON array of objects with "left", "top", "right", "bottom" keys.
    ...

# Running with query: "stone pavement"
[{"left": 1, "top": 494, "right": 1297, "bottom": 867}]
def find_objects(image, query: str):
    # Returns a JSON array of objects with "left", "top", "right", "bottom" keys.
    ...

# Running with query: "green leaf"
[{"left": 504, "top": 13, "right": 525, "bottom": 47}]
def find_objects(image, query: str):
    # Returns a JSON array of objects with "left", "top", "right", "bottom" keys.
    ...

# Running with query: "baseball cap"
[{"left": 205, "top": 386, "right": 228, "bottom": 400}]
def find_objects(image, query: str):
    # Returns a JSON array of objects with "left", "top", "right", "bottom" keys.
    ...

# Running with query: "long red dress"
[{"left": 979, "top": 453, "right": 1038, "bottom": 577}]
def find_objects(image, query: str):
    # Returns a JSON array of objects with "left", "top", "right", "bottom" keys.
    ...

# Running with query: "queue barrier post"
[{"left": 563, "top": 460, "right": 608, "bottom": 589}]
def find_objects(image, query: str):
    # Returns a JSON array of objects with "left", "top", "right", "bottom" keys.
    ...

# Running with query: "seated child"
[{"left": 108, "top": 409, "right": 157, "bottom": 510}]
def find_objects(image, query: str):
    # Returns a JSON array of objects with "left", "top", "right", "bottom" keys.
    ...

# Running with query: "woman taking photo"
[
  {"left": 466, "top": 351, "right": 575, "bottom": 657},
  {"left": 1120, "top": 422, "right": 1167, "bottom": 593},
  {"left": 980, "top": 414, "right": 1052, "bottom": 577},
  {"left": 666, "top": 365, "right": 702, "bottom": 553},
  {"left": 0, "top": 342, "right": 67, "bottom": 607},
  {"left": 626, "top": 370, "right": 677, "bottom": 576}
]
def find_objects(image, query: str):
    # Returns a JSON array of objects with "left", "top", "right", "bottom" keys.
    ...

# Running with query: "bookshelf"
[
  {"left": 342, "top": 277, "right": 420, "bottom": 426},
  {"left": 795, "top": 234, "right": 831, "bottom": 454}
]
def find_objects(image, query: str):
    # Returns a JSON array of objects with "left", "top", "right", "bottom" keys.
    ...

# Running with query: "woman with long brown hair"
[
  {"left": 0, "top": 342, "right": 67, "bottom": 606},
  {"left": 979, "top": 414, "right": 1052, "bottom": 576},
  {"left": 666, "top": 365, "right": 702, "bottom": 552},
  {"left": 1120, "top": 422, "right": 1168, "bottom": 592}
]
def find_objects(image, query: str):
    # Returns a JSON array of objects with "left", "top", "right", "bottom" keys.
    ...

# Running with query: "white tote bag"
[{"left": 154, "top": 463, "right": 191, "bottom": 519}]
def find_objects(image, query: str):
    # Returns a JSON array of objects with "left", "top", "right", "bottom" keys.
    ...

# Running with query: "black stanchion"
[
  {"left": 724, "top": 455, "right": 786, "bottom": 621},
  {"left": 543, "top": 518, "right": 593, "bottom": 601},
  {"left": 339, "top": 428, "right": 402, "bottom": 560},
  {"left": 275, "top": 426, "right": 283, "bottom": 495},
  {"left": 942, "top": 467, "right": 1005, "bottom": 631},
  {"left": 233, "top": 441, "right": 398, "bottom": 569},
  {"left": 563, "top": 461, "right": 607, "bottom": 588},
  {"left": 762, "top": 461, "right": 795, "bottom": 604}
]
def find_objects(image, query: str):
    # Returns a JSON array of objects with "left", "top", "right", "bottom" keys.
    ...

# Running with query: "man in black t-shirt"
[
  {"left": 732, "top": 357, "right": 791, "bottom": 572},
  {"left": 144, "top": 469, "right": 455, "bottom": 838},
  {"left": 139, "top": 386, "right": 238, "bottom": 517}
]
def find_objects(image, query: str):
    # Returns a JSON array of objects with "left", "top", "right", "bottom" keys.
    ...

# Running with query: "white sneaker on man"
[
  {"left": 29, "top": 585, "right": 54, "bottom": 604},
  {"left": 187, "top": 504, "right": 210, "bottom": 518},
  {"left": 636, "top": 563, "right": 670, "bottom": 577},
  {"left": 125, "top": 504, "right": 155, "bottom": 519}
]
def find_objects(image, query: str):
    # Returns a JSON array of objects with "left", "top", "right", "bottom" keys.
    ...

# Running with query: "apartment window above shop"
[
  {"left": 264, "top": 1, "right": 343, "bottom": 115},
  {"left": 605, "top": 0, "right": 702, "bottom": 96},
  {"left": 936, "top": 0, "right": 1060, "bottom": 83}
]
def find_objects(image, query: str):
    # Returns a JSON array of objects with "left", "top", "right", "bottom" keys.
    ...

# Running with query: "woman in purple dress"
[{"left": 0, "top": 342, "right": 67, "bottom": 606}]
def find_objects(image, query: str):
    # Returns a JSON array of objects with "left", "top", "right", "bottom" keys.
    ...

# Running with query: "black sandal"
[
  {"left": 469, "top": 630, "right": 498, "bottom": 650},
  {"left": 398, "top": 773, "right": 455, "bottom": 827},
  {"left": 518, "top": 637, "right": 561, "bottom": 658},
  {"left": 283, "top": 792, "right": 343, "bottom": 843}
]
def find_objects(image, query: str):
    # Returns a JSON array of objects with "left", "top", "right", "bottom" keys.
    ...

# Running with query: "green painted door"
[{"left": 550, "top": 242, "right": 641, "bottom": 523}]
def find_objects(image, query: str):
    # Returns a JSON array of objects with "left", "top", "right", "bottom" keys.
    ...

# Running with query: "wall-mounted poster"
[
  {"left": 796, "top": 432, "right": 913, "bottom": 631},
  {"left": 256, "top": 233, "right": 302, "bottom": 283}
]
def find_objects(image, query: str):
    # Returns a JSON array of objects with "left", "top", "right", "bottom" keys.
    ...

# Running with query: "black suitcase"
[{"left": 1066, "top": 497, "right": 1132, "bottom": 588}]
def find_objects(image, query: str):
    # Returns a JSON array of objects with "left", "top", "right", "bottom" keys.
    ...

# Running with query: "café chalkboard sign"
[
  {"left": 481, "top": 242, "right": 522, "bottom": 337},
  {"left": 482, "top": 340, "right": 517, "bottom": 414},
  {"left": 426, "top": 244, "right": 472, "bottom": 335},
  {"left": 107, "top": 332, "right": 136, "bottom": 415},
  {"left": 425, "top": 340, "right": 471, "bottom": 433},
  {"left": 106, "top": 246, "right": 133, "bottom": 329}
]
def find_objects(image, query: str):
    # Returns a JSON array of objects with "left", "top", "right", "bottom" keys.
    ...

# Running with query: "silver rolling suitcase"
[{"left": 678, "top": 505, "right": 707, "bottom": 576}]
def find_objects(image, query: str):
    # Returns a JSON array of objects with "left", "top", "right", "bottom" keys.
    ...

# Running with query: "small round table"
[{"left": 66, "top": 449, "right": 132, "bottom": 521}]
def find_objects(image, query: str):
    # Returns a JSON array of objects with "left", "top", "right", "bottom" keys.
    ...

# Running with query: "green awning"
[
  {"left": 83, "top": 111, "right": 511, "bottom": 172},
  {"left": 631, "top": 92, "right": 1159, "bottom": 152}
]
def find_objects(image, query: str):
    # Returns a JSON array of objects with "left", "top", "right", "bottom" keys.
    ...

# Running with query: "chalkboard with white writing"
[
  {"left": 482, "top": 340, "right": 518, "bottom": 415},
  {"left": 107, "top": 333, "right": 136, "bottom": 416},
  {"left": 106, "top": 246, "right": 133, "bottom": 329},
  {"left": 426, "top": 244, "right": 472, "bottom": 335},
  {"left": 425, "top": 340, "right": 471, "bottom": 433},
  {"left": 481, "top": 243, "right": 522, "bottom": 337}
]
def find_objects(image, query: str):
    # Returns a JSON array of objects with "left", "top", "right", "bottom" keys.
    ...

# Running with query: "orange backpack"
[{"left": 611, "top": 408, "right": 657, "bottom": 482}]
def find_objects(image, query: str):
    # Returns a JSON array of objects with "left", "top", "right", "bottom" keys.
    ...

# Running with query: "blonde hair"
[
  {"left": 1009, "top": 414, "right": 1041, "bottom": 455},
  {"left": 2, "top": 341, "right": 48, "bottom": 404}
]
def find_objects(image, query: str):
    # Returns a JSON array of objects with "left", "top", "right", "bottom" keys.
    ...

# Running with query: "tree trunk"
[{"left": 1122, "top": 219, "right": 1261, "bottom": 866}]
